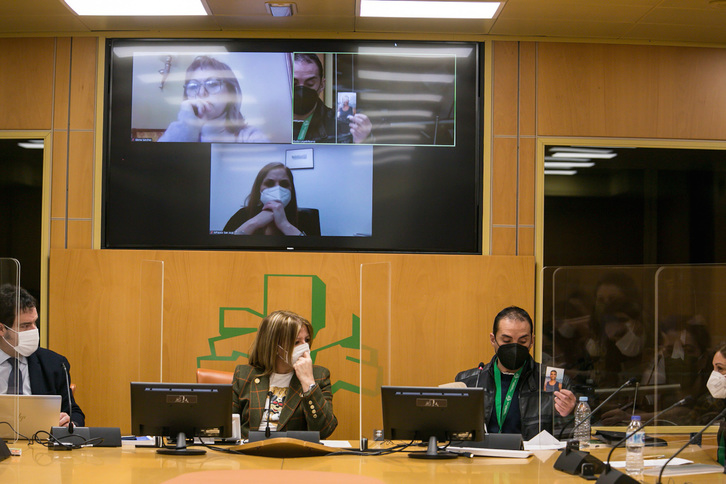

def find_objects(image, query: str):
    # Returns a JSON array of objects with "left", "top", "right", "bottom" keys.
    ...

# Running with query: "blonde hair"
[{"left": 248, "top": 310, "right": 314, "bottom": 375}]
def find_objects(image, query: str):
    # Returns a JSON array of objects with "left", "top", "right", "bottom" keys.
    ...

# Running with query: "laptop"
[{"left": 0, "top": 394, "right": 61, "bottom": 440}]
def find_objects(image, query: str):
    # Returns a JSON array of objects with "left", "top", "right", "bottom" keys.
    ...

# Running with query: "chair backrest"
[{"left": 196, "top": 368, "right": 234, "bottom": 384}]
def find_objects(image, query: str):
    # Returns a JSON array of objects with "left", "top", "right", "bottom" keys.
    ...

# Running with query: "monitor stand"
[
  {"left": 408, "top": 436, "right": 458, "bottom": 459},
  {"left": 157, "top": 432, "right": 206, "bottom": 456}
]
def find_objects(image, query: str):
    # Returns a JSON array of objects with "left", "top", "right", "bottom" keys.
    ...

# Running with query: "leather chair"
[{"left": 196, "top": 368, "right": 234, "bottom": 384}]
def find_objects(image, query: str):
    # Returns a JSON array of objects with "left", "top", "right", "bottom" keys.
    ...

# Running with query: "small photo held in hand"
[
  {"left": 337, "top": 92, "right": 357, "bottom": 120},
  {"left": 544, "top": 366, "right": 564, "bottom": 392}
]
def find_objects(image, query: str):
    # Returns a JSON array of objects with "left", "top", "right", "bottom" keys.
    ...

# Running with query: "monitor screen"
[
  {"left": 381, "top": 386, "right": 485, "bottom": 443},
  {"left": 130, "top": 382, "right": 233, "bottom": 454},
  {"left": 104, "top": 39, "right": 482, "bottom": 253}
]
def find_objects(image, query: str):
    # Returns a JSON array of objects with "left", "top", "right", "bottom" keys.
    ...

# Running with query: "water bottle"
[
  {"left": 573, "top": 396, "right": 591, "bottom": 450},
  {"left": 625, "top": 415, "right": 645, "bottom": 474}
]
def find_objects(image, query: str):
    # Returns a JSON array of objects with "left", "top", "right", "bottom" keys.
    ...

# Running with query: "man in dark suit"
[{"left": 0, "top": 284, "right": 84, "bottom": 427}]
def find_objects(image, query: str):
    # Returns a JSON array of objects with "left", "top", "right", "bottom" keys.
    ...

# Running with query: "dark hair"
[
  {"left": 294, "top": 53, "right": 324, "bottom": 80},
  {"left": 493, "top": 306, "right": 533, "bottom": 336},
  {"left": 244, "top": 162, "right": 299, "bottom": 229},
  {"left": 0, "top": 284, "right": 37, "bottom": 328},
  {"left": 717, "top": 344, "right": 726, "bottom": 359},
  {"left": 184, "top": 55, "right": 247, "bottom": 135}
]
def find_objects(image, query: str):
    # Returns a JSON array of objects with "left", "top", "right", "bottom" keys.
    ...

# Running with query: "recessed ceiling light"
[
  {"left": 360, "top": 0, "right": 501, "bottom": 19},
  {"left": 545, "top": 170, "right": 577, "bottom": 176},
  {"left": 544, "top": 162, "right": 595, "bottom": 169},
  {"left": 62, "top": 0, "right": 209, "bottom": 16},
  {"left": 551, "top": 152, "right": 617, "bottom": 159},
  {"left": 266, "top": 2, "right": 296, "bottom": 17}
]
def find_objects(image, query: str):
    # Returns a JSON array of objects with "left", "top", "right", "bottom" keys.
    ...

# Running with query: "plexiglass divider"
[
  {"left": 137, "top": 260, "right": 164, "bottom": 382},
  {"left": 1, "top": 258, "right": 22, "bottom": 442},
  {"left": 359, "top": 262, "right": 391, "bottom": 444},
  {"left": 544, "top": 264, "right": 726, "bottom": 441}
]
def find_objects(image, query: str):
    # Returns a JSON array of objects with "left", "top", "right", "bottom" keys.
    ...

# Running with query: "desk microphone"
[
  {"left": 474, "top": 362, "right": 485, "bottom": 388},
  {"left": 596, "top": 396, "right": 692, "bottom": 484},
  {"left": 559, "top": 377, "right": 638, "bottom": 440},
  {"left": 554, "top": 377, "right": 637, "bottom": 476},
  {"left": 61, "top": 363, "right": 74, "bottom": 434},
  {"left": 655, "top": 407, "right": 726, "bottom": 484},
  {"left": 264, "top": 391, "right": 273, "bottom": 438}
]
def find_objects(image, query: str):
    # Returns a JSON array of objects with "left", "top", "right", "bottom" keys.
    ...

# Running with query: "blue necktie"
[{"left": 7, "top": 358, "right": 23, "bottom": 394}]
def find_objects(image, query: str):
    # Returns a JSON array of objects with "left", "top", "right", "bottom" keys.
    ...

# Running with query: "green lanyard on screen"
[
  {"left": 296, "top": 114, "right": 313, "bottom": 141},
  {"left": 493, "top": 361, "right": 523, "bottom": 432}
]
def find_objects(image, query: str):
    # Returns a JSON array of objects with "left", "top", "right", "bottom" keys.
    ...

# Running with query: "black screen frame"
[{"left": 103, "top": 38, "right": 483, "bottom": 254}]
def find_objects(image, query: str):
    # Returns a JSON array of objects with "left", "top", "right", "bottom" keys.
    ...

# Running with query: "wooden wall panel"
[
  {"left": 50, "top": 219, "right": 65, "bottom": 249},
  {"left": 51, "top": 131, "right": 68, "bottom": 219},
  {"left": 69, "top": 37, "right": 97, "bottom": 131},
  {"left": 492, "top": 137, "right": 518, "bottom": 226},
  {"left": 48, "top": 249, "right": 534, "bottom": 439},
  {"left": 519, "top": 137, "right": 536, "bottom": 226},
  {"left": 0, "top": 38, "right": 55, "bottom": 129},
  {"left": 491, "top": 227, "right": 516, "bottom": 256},
  {"left": 537, "top": 43, "right": 726, "bottom": 139},
  {"left": 518, "top": 42, "right": 537, "bottom": 137},
  {"left": 67, "top": 220, "right": 92, "bottom": 248},
  {"left": 67, "top": 131, "right": 94, "bottom": 219},
  {"left": 53, "top": 38, "right": 72, "bottom": 130},
  {"left": 492, "top": 41, "right": 519, "bottom": 136}
]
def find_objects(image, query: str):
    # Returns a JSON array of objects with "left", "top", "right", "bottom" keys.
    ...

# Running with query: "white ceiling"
[{"left": 1, "top": 0, "right": 726, "bottom": 45}]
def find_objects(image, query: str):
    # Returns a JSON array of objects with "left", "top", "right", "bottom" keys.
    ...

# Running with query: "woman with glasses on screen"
[
  {"left": 159, "top": 55, "right": 268, "bottom": 143},
  {"left": 232, "top": 310, "right": 338, "bottom": 439}
]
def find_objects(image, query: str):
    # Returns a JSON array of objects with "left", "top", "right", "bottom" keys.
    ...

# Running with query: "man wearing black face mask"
[
  {"left": 292, "top": 53, "right": 372, "bottom": 143},
  {"left": 455, "top": 306, "right": 576, "bottom": 439}
]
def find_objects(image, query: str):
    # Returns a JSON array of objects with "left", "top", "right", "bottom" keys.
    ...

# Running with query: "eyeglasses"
[{"left": 184, "top": 78, "right": 226, "bottom": 96}]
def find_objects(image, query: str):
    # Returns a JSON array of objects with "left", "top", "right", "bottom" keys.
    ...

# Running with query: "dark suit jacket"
[
  {"left": 27, "top": 347, "right": 85, "bottom": 426},
  {"left": 232, "top": 364, "right": 337, "bottom": 439}
]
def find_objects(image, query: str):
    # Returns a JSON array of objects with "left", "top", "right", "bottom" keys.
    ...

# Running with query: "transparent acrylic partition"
[
  {"left": 137, "top": 260, "right": 164, "bottom": 382},
  {"left": 0, "top": 258, "right": 22, "bottom": 442},
  {"left": 654, "top": 266, "right": 726, "bottom": 439},
  {"left": 359, "top": 262, "right": 391, "bottom": 444},
  {"left": 546, "top": 265, "right": 659, "bottom": 438}
]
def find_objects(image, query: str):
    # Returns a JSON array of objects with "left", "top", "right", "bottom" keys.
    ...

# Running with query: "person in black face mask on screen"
[
  {"left": 292, "top": 53, "right": 372, "bottom": 144},
  {"left": 455, "top": 306, "right": 576, "bottom": 439}
]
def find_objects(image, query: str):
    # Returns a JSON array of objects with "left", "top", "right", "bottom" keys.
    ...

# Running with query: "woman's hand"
[
  {"left": 263, "top": 201, "right": 302, "bottom": 235},
  {"left": 235, "top": 210, "right": 274, "bottom": 235},
  {"left": 293, "top": 350, "right": 315, "bottom": 391}
]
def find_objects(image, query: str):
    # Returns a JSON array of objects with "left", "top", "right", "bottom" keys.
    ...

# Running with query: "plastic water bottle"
[
  {"left": 625, "top": 415, "right": 644, "bottom": 474},
  {"left": 574, "top": 396, "right": 591, "bottom": 450}
]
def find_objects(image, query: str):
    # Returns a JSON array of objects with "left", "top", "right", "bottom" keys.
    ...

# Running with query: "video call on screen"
[{"left": 104, "top": 39, "right": 482, "bottom": 253}]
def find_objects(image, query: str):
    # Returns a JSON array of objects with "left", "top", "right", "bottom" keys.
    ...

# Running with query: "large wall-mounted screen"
[{"left": 104, "top": 39, "right": 482, "bottom": 253}]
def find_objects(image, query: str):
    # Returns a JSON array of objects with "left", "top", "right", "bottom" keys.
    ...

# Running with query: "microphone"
[
  {"left": 596, "top": 396, "right": 692, "bottom": 484},
  {"left": 559, "top": 377, "right": 638, "bottom": 440},
  {"left": 474, "top": 362, "right": 485, "bottom": 387},
  {"left": 61, "top": 363, "right": 74, "bottom": 434},
  {"left": 554, "top": 377, "right": 638, "bottom": 476},
  {"left": 264, "top": 391, "right": 273, "bottom": 438},
  {"left": 655, "top": 407, "right": 726, "bottom": 484}
]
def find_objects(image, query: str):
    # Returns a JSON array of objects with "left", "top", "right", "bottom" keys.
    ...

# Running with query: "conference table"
[{"left": 2, "top": 435, "right": 724, "bottom": 483}]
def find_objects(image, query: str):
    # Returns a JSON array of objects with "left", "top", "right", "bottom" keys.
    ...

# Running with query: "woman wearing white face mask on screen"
[
  {"left": 224, "top": 162, "right": 319, "bottom": 236},
  {"left": 707, "top": 344, "right": 726, "bottom": 466},
  {"left": 232, "top": 310, "right": 338, "bottom": 439}
]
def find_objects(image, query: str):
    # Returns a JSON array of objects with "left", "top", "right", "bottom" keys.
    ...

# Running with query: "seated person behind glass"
[
  {"left": 455, "top": 306, "right": 576, "bottom": 440},
  {"left": 232, "top": 310, "right": 338, "bottom": 439},
  {"left": 159, "top": 55, "right": 268, "bottom": 143},
  {"left": 293, "top": 53, "right": 371, "bottom": 144},
  {"left": 224, "top": 162, "right": 319, "bottom": 236}
]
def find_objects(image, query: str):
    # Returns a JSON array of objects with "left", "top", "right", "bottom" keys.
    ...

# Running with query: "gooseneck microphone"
[
  {"left": 559, "top": 377, "right": 638, "bottom": 440},
  {"left": 596, "top": 396, "right": 692, "bottom": 484},
  {"left": 61, "top": 363, "right": 74, "bottom": 434},
  {"left": 655, "top": 406, "right": 726, "bottom": 484},
  {"left": 474, "top": 362, "right": 485, "bottom": 388},
  {"left": 264, "top": 391, "right": 273, "bottom": 438}
]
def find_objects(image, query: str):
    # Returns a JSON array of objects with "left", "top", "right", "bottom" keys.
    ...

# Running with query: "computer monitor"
[
  {"left": 130, "top": 382, "right": 233, "bottom": 455},
  {"left": 381, "top": 385, "right": 485, "bottom": 459}
]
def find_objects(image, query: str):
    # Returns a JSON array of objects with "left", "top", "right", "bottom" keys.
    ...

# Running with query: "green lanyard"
[
  {"left": 493, "top": 362, "right": 523, "bottom": 432},
  {"left": 296, "top": 114, "right": 313, "bottom": 141}
]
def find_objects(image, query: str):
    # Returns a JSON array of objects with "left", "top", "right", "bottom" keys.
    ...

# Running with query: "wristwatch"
[{"left": 306, "top": 383, "right": 316, "bottom": 394}]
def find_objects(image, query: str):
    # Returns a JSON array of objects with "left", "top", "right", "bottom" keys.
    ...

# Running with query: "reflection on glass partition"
[
  {"left": 360, "top": 262, "right": 391, "bottom": 444},
  {"left": 544, "top": 264, "right": 726, "bottom": 432},
  {"left": 1, "top": 258, "right": 22, "bottom": 442}
]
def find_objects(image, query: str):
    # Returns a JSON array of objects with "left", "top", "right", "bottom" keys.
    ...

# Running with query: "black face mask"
[
  {"left": 293, "top": 85, "right": 319, "bottom": 115},
  {"left": 496, "top": 343, "right": 531, "bottom": 371}
]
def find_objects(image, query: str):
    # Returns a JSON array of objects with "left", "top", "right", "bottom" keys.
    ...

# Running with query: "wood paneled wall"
[{"left": 49, "top": 249, "right": 534, "bottom": 438}]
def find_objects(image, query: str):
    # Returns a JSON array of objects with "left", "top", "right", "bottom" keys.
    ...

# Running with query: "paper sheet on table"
[
  {"left": 609, "top": 457, "right": 692, "bottom": 468},
  {"left": 321, "top": 440, "right": 353, "bottom": 448},
  {"left": 523, "top": 430, "right": 567, "bottom": 450}
]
